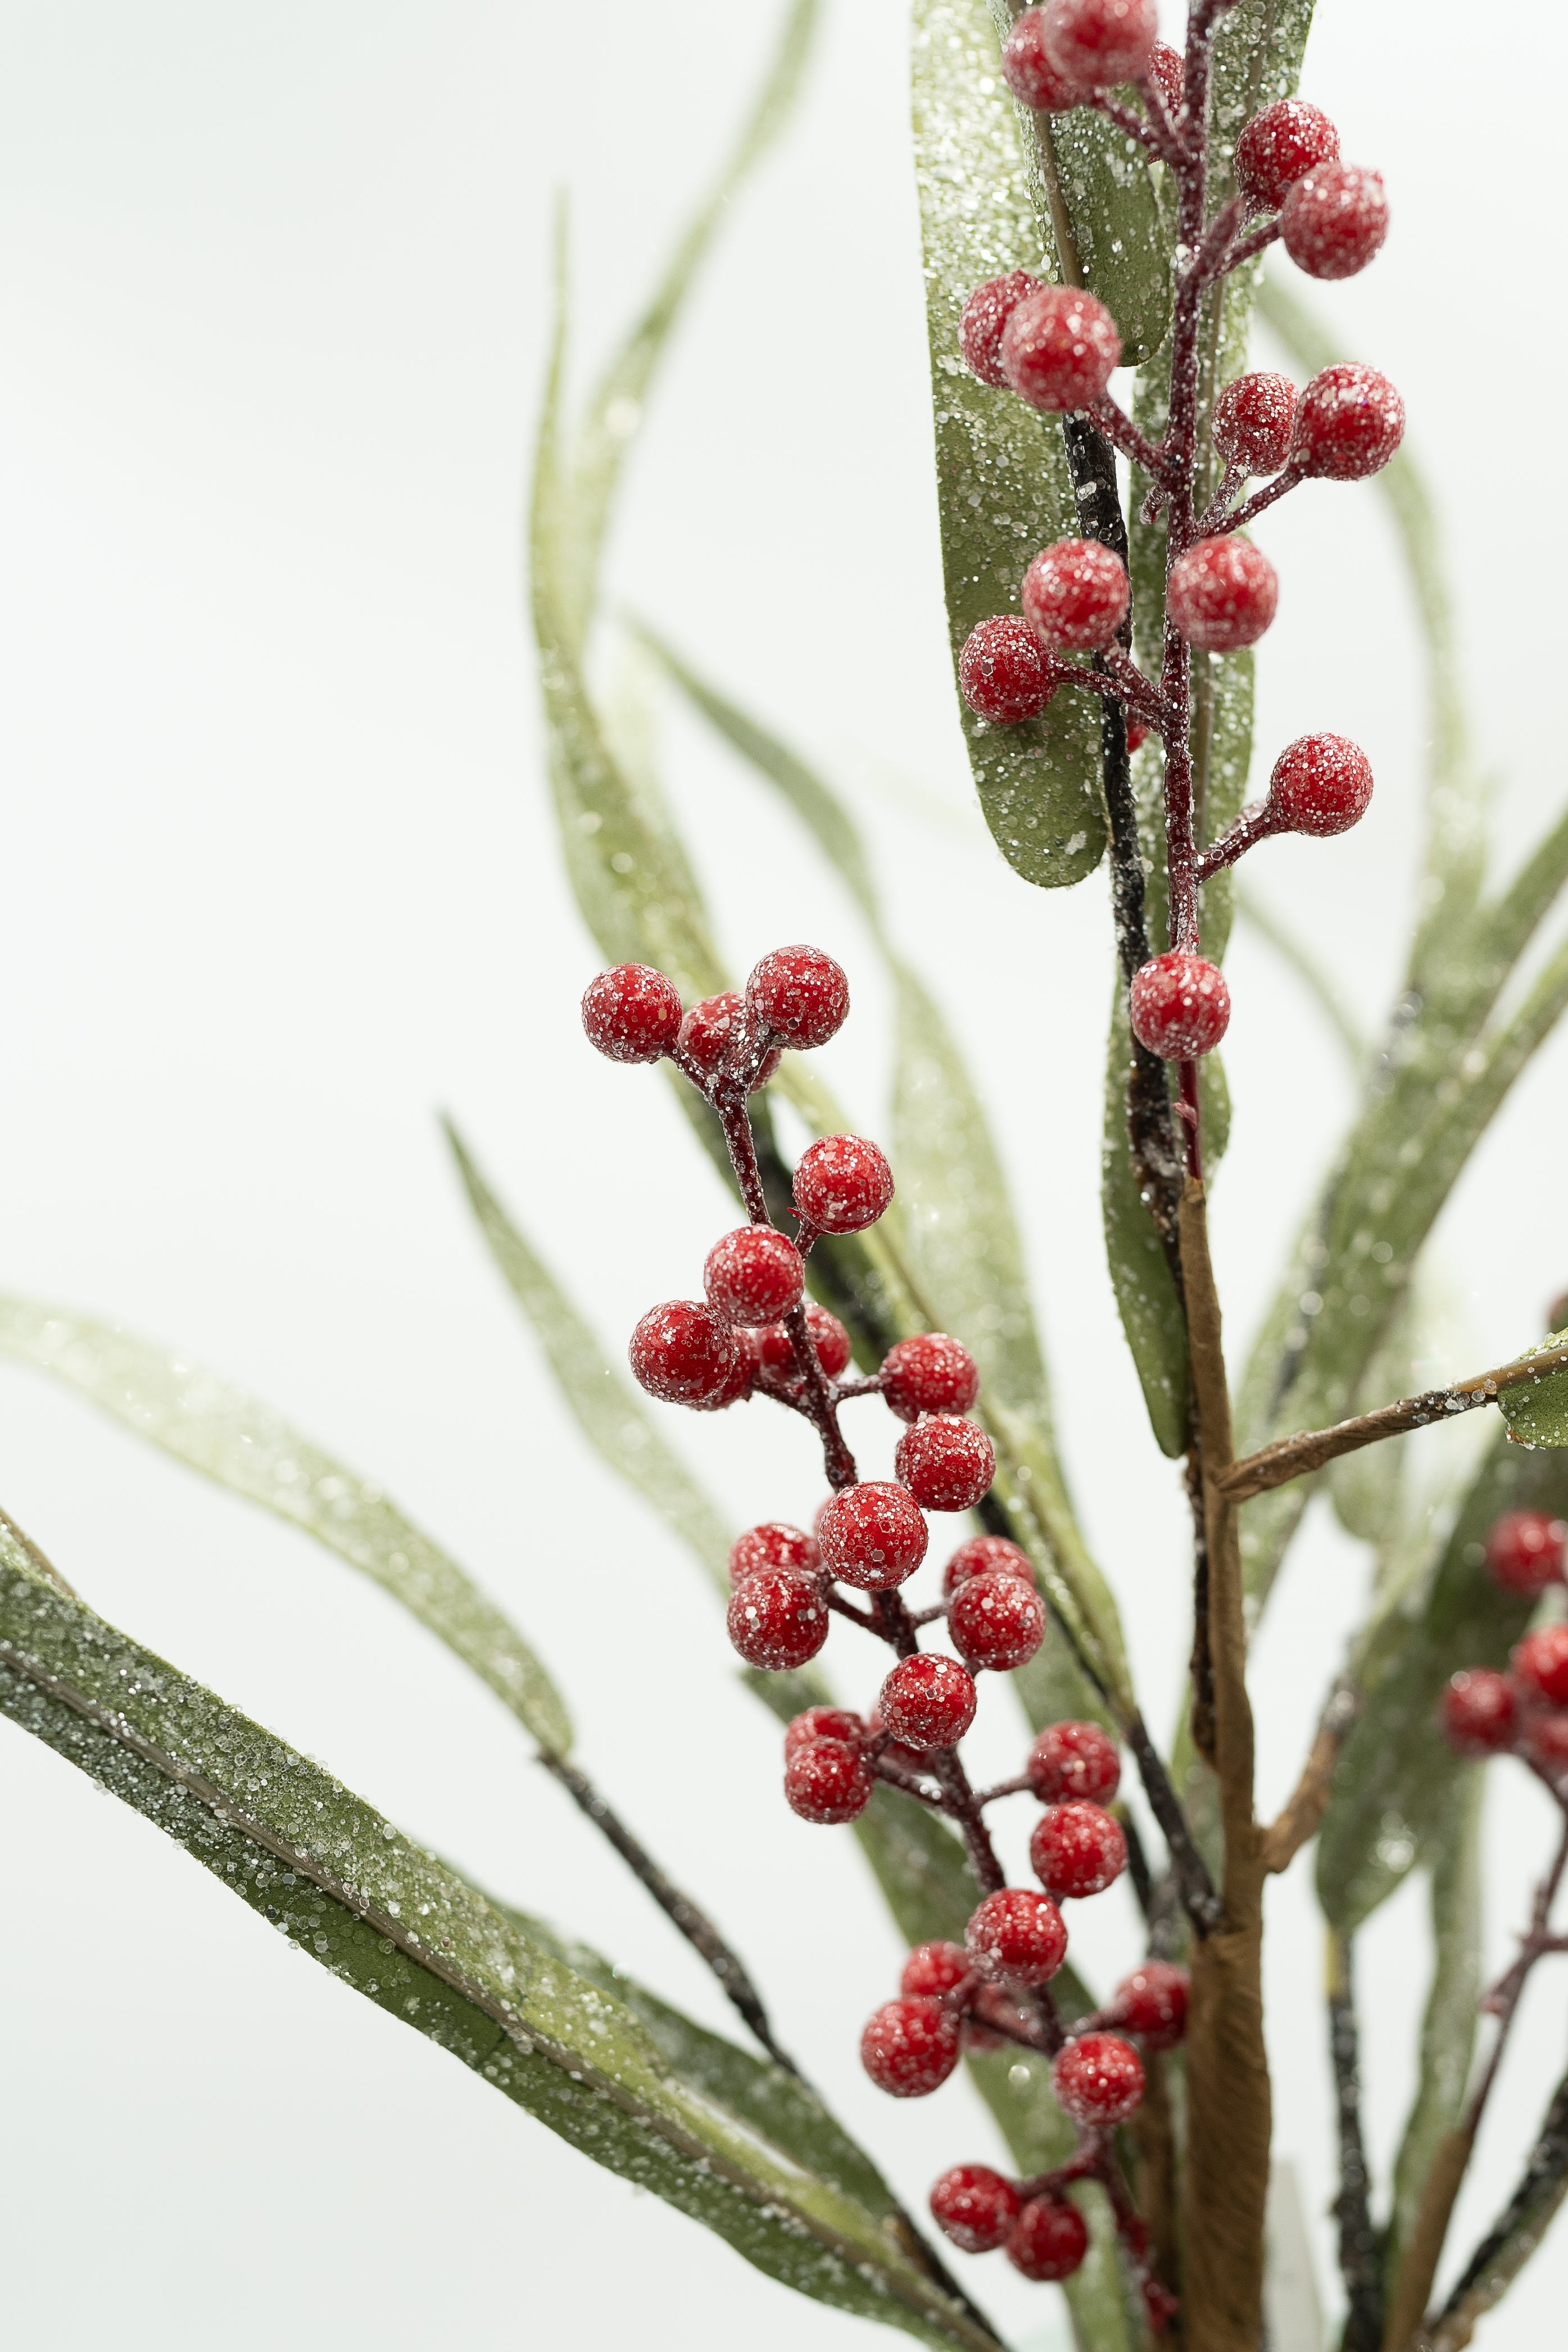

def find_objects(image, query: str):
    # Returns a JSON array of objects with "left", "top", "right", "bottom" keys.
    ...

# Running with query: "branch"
[
  {"left": 1329, "top": 1934, "right": 1384, "bottom": 2351},
  {"left": 1261, "top": 1679, "right": 1361, "bottom": 1874},
  {"left": 1427, "top": 2065, "right": 1568, "bottom": 2350}
]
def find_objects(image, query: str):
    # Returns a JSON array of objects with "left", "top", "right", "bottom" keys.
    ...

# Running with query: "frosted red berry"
[
  {"left": 1125, "top": 718, "right": 1149, "bottom": 753},
  {"left": 726, "top": 1568, "right": 829, "bottom": 1671},
  {"left": 1513, "top": 1626, "right": 1568, "bottom": 1710},
  {"left": 629, "top": 1300, "right": 741, "bottom": 1405},
  {"left": 1267, "top": 734, "right": 1374, "bottom": 837},
  {"left": 959, "top": 273, "right": 1043, "bottom": 387},
  {"left": 1146, "top": 40, "right": 1183, "bottom": 113},
  {"left": 958, "top": 617, "right": 1059, "bottom": 725},
  {"left": 860, "top": 1997, "right": 962, "bottom": 2097},
  {"left": 882, "top": 1334, "right": 981, "bottom": 1424},
  {"left": 785, "top": 1737, "right": 873, "bottom": 1823},
  {"left": 785, "top": 1704, "right": 863, "bottom": 1755},
  {"left": 731, "top": 1522, "right": 818, "bottom": 1584},
  {"left": 1113, "top": 1960, "right": 1190, "bottom": 2050},
  {"left": 1000, "top": 10, "right": 1085, "bottom": 111},
  {"left": 950, "top": 1569, "right": 1047, "bottom": 1672},
  {"left": 1234, "top": 100, "right": 1339, "bottom": 215},
  {"left": 1053, "top": 2032, "right": 1144, "bottom": 2125},
  {"left": 1000, "top": 285, "right": 1122, "bottom": 414},
  {"left": 689, "top": 1341, "right": 759, "bottom": 1413},
  {"left": 746, "top": 946, "right": 849, "bottom": 1051},
  {"left": 931, "top": 2165, "right": 1022, "bottom": 2255},
  {"left": 1129, "top": 953, "right": 1231, "bottom": 1059},
  {"left": 1213, "top": 372, "right": 1297, "bottom": 475},
  {"left": 819, "top": 1481, "right": 929, "bottom": 1589},
  {"left": 704, "top": 1227, "right": 805, "bottom": 1328},
  {"left": 582, "top": 963, "right": 683, "bottom": 1064},
  {"left": 678, "top": 992, "right": 782, "bottom": 1091},
  {"left": 1041, "top": 0, "right": 1157, "bottom": 90},
  {"left": 1022, "top": 538, "right": 1130, "bottom": 652},
  {"left": 1167, "top": 535, "right": 1278, "bottom": 652},
  {"left": 755, "top": 1304, "right": 853, "bottom": 1379},
  {"left": 901, "top": 1940, "right": 972, "bottom": 2000},
  {"left": 1030, "top": 1801, "right": 1127, "bottom": 1899},
  {"left": 1525, "top": 1714, "right": 1568, "bottom": 1777},
  {"left": 1291, "top": 363, "right": 1403, "bottom": 483},
  {"left": 1026, "top": 1720, "right": 1121, "bottom": 1805},
  {"left": 944, "top": 1535, "right": 1034, "bottom": 1596},
  {"left": 895, "top": 1416, "right": 996, "bottom": 1513},
  {"left": 1281, "top": 162, "right": 1389, "bottom": 281},
  {"left": 881, "top": 1653, "right": 978, "bottom": 1749},
  {"left": 1008, "top": 2194, "right": 1089, "bottom": 2282},
  {"left": 1487, "top": 1511, "right": 1567, "bottom": 1596},
  {"left": 966, "top": 1887, "right": 1067, "bottom": 1986},
  {"left": 794, "top": 1134, "right": 894, "bottom": 1235},
  {"left": 1440, "top": 1669, "right": 1517, "bottom": 1756}
]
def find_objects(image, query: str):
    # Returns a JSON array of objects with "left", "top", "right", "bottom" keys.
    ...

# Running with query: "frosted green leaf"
[
  {"left": 1102, "top": 998, "right": 1186, "bottom": 1459},
  {"left": 0, "top": 1295, "right": 570, "bottom": 1755},
  {"left": 1497, "top": 1329, "right": 1568, "bottom": 1448}
]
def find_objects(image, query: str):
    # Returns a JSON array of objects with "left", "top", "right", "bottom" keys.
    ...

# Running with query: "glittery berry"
[
  {"left": 1040, "top": 0, "right": 1157, "bottom": 90},
  {"left": 901, "top": 1941, "right": 972, "bottom": 1999},
  {"left": 629, "top": 1300, "right": 741, "bottom": 1405},
  {"left": 1113, "top": 1960, "right": 1190, "bottom": 2050},
  {"left": 1167, "top": 535, "right": 1278, "bottom": 652},
  {"left": 960, "top": 274, "right": 1044, "bottom": 387},
  {"left": 688, "top": 1342, "right": 759, "bottom": 1413},
  {"left": 819, "top": 1482, "right": 929, "bottom": 1589},
  {"left": 895, "top": 1417, "right": 996, "bottom": 1513},
  {"left": 944, "top": 1535, "right": 1035, "bottom": 1596},
  {"left": 1291, "top": 364, "right": 1403, "bottom": 481},
  {"left": 860, "top": 1998, "right": 962, "bottom": 2097},
  {"left": 1525, "top": 1714, "right": 1568, "bottom": 1778},
  {"left": 726, "top": 1568, "right": 829, "bottom": 1671},
  {"left": 1030, "top": 1801, "right": 1127, "bottom": 1898},
  {"left": 1026, "top": 1720, "right": 1121, "bottom": 1805},
  {"left": 755, "top": 1304, "right": 853, "bottom": 1379},
  {"left": 1022, "top": 538, "right": 1130, "bottom": 651},
  {"left": 678, "top": 992, "right": 781, "bottom": 1090},
  {"left": 731, "top": 1522, "right": 819, "bottom": 1584},
  {"left": 785, "top": 1737, "right": 873, "bottom": 1823},
  {"left": 958, "top": 617, "right": 1059, "bottom": 724},
  {"left": 931, "top": 2166, "right": 1022, "bottom": 2255},
  {"left": 1129, "top": 953, "right": 1231, "bottom": 1059},
  {"left": 881, "top": 1335, "right": 981, "bottom": 1424},
  {"left": 794, "top": 1135, "right": 895, "bottom": 1234},
  {"left": 1000, "top": 285, "right": 1122, "bottom": 414},
  {"left": 746, "top": 946, "right": 849, "bottom": 1050},
  {"left": 1052, "top": 2032, "right": 1144, "bottom": 2124},
  {"left": 581, "top": 964, "right": 683, "bottom": 1063},
  {"left": 966, "top": 1887, "right": 1067, "bottom": 1986},
  {"left": 1440, "top": 1669, "right": 1517, "bottom": 1756},
  {"left": 704, "top": 1227, "right": 804, "bottom": 1327},
  {"left": 1146, "top": 40, "right": 1183, "bottom": 112},
  {"left": 1281, "top": 162, "right": 1389, "bottom": 281},
  {"left": 949, "top": 1570, "right": 1047, "bottom": 1672},
  {"left": 881, "top": 1653, "right": 978, "bottom": 1749},
  {"left": 1000, "top": 10, "right": 1085, "bottom": 111},
  {"left": 1513, "top": 1626, "right": 1568, "bottom": 1710},
  {"left": 1267, "top": 734, "right": 1374, "bottom": 837},
  {"left": 1487, "top": 1511, "right": 1567, "bottom": 1597},
  {"left": 1125, "top": 718, "right": 1149, "bottom": 753},
  {"left": 785, "top": 1705, "right": 863, "bottom": 1755},
  {"left": 1213, "top": 372, "right": 1297, "bottom": 474},
  {"left": 1008, "top": 2194, "right": 1089, "bottom": 2282},
  {"left": 1234, "top": 99, "right": 1339, "bottom": 214}
]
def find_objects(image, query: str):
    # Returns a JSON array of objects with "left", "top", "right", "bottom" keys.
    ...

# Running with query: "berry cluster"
[{"left": 1442, "top": 1511, "right": 1568, "bottom": 1788}]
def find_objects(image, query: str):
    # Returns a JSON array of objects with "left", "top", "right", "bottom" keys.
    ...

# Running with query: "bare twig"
[
  {"left": 1261, "top": 1678, "right": 1361, "bottom": 1875},
  {"left": 1328, "top": 1930, "right": 1385, "bottom": 2352},
  {"left": 1427, "top": 2065, "right": 1568, "bottom": 2351}
]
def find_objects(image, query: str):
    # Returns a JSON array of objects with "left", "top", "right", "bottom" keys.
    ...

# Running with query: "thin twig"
[
  {"left": 1126, "top": 1707, "right": 1222, "bottom": 1936},
  {"left": 1328, "top": 1930, "right": 1385, "bottom": 2351},
  {"left": 1260, "top": 1678, "right": 1361, "bottom": 1874},
  {"left": 1427, "top": 2065, "right": 1568, "bottom": 2351}
]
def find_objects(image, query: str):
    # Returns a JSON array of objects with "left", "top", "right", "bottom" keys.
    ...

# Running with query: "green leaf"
[
  {"left": 0, "top": 1294, "right": 571, "bottom": 1756},
  {"left": 1101, "top": 996, "right": 1187, "bottom": 1461},
  {"left": 1234, "top": 881, "right": 1367, "bottom": 1069},
  {"left": 911, "top": 0, "right": 1106, "bottom": 891},
  {"left": 1498, "top": 1327, "right": 1568, "bottom": 1448},
  {"left": 0, "top": 1519, "right": 1002, "bottom": 2352}
]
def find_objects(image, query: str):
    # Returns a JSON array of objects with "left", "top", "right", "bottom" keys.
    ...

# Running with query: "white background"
[{"left": 0, "top": 0, "right": 1564, "bottom": 2344}]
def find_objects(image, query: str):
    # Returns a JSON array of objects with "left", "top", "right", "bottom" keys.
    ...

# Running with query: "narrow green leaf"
[
  {"left": 0, "top": 1295, "right": 571, "bottom": 1755},
  {"left": 1102, "top": 998, "right": 1187, "bottom": 1462},
  {"left": 1498, "top": 1326, "right": 1568, "bottom": 1448},
  {"left": 1235, "top": 881, "right": 1367, "bottom": 1069}
]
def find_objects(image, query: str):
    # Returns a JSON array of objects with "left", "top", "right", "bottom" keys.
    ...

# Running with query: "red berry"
[
  {"left": 1129, "top": 953, "right": 1231, "bottom": 1060},
  {"left": 1041, "top": 0, "right": 1158, "bottom": 90},
  {"left": 1052, "top": 2032, "right": 1144, "bottom": 2124},
  {"left": 731, "top": 1522, "right": 818, "bottom": 1584},
  {"left": 1167, "top": 535, "right": 1277, "bottom": 652},
  {"left": 966, "top": 1887, "right": 1067, "bottom": 1986},
  {"left": 1290, "top": 363, "right": 1404, "bottom": 483},
  {"left": 1440, "top": 1669, "right": 1517, "bottom": 1756},
  {"left": 944, "top": 1535, "right": 1035, "bottom": 1596},
  {"left": 866, "top": 1704, "right": 930, "bottom": 1780},
  {"left": 746, "top": 946, "right": 850, "bottom": 1050},
  {"left": 1146, "top": 40, "right": 1183, "bottom": 112},
  {"left": 1030, "top": 1800, "right": 1127, "bottom": 1898},
  {"left": 1001, "top": 10, "right": 1085, "bottom": 111},
  {"left": 1213, "top": 372, "right": 1297, "bottom": 475},
  {"left": 931, "top": 2165, "right": 1022, "bottom": 2255},
  {"left": 678, "top": 992, "right": 782, "bottom": 1091},
  {"left": 1267, "top": 733, "right": 1374, "bottom": 837},
  {"left": 1026, "top": 1720, "right": 1121, "bottom": 1805},
  {"left": 581, "top": 964, "right": 683, "bottom": 1063},
  {"left": 950, "top": 1570, "right": 1047, "bottom": 1672},
  {"left": 1513, "top": 1626, "right": 1568, "bottom": 1710},
  {"left": 703, "top": 1226, "right": 805, "bottom": 1327},
  {"left": 794, "top": 1134, "right": 895, "bottom": 1234},
  {"left": 895, "top": 1417, "right": 996, "bottom": 1513},
  {"left": 959, "top": 273, "right": 1045, "bottom": 387},
  {"left": 1125, "top": 718, "right": 1149, "bottom": 753},
  {"left": 882, "top": 1334, "right": 981, "bottom": 1424},
  {"left": 1000, "top": 285, "right": 1122, "bottom": 414},
  {"left": 755, "top": 1304, "right": 853, "bottom": 1379},
  {"left": 818, "top": 1482, "right": 929, "bottom": 1589},
  {"left": 1487, "top": 1511, "right": 1567, "bottom": 1597},
  {"left": 726, "top": 1568, "right": 829, "bottom": 1671},
  {"left": 1281, "top": 162, "right": 1389, "bottom": 281},
  {"left": 629, "top": 1300, "right": 741, "bottom": 1405},
  {"left": 1524, "top": 1713, "right": 1568, "bottom": 1778},
  {"left": 1022, "top": 538, "right": 1130, "bottom": 651},
  {"left": 1113, "top": 1960, "right": 1189, "bottom": 2050},
  {"left": 1234, "top": 99, "right": 1339, "bottom": 214},
  {"left": 785, "top": 1705, "right": 863, "bottom": 1755},
  {"left": 1008, "top": 2194, "right": 1089, "bottom": 2282},
  {"left": 881, "top": 1653, "right": 978, "bottom": 1749},
  {"left": 958, "top": 617, "right": 1058, "bottom": 725},
  {"left": 785, "top": 1737, "right": 873, "bottom": 1823},
  {"left": 860, "top": 1997, "right": 961, "bottom": 2097},
  {"left": 901, "top": 1940, "right": 972, "bottom": 1999},
  {"left": 689, "top": 1339, "right": 759, "bottom": 1413}
]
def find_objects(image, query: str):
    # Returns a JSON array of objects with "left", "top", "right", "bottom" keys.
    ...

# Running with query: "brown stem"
[
  {"left": 1428, "top": 2065, "right": 1568, "bottom": 2350},
  {"left": 1260, "top": 1679, "right": 1361, "bottom": 1874}
]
